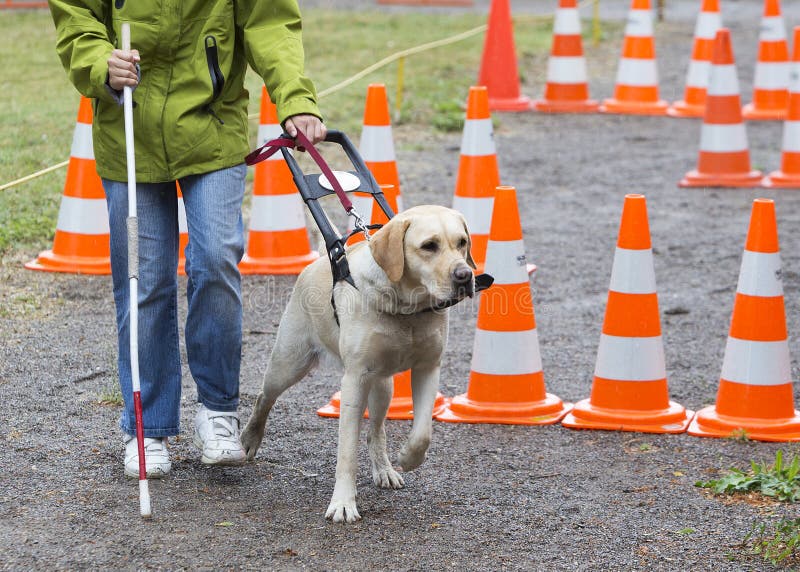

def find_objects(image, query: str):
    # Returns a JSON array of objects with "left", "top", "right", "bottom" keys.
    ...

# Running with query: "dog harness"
[{"left": 245, "top": 130, "right": 493, "bottom": 324}]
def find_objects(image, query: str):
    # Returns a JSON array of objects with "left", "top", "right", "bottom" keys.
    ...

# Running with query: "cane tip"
[{"left": 139, "top": 479, "right": 152, "bottom": 519}]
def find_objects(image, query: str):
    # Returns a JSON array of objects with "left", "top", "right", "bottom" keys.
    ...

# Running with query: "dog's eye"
[
  {"left": 457, "top": 238, "right": 468, "bottom": 249},
  {"left": 421, "top": 241, "right": 439, "bottom": 253}
]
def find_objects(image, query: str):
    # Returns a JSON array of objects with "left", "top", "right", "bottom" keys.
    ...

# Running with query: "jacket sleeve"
[
  {"left": 48, "top": 0, "right": 117, "bottom": 103},
  {"left": 236, "top": 0, "right": 323, "bottom": 125}
]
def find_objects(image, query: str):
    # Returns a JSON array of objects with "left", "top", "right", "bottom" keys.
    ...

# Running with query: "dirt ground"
[{"left": 3, "top": 1, "right": 800, "bottom": 570}]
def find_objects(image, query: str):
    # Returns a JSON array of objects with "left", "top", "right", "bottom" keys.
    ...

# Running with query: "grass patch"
[
  {"left": 0, "top": 9, "right": 581, "bottom": 259},
  {"left": 743, "top": 517, "right": 800, "bottom": 567},
  {"left": 97, "top": 382, "right": 123, "bottom": 407},
  {"left": 696, "top": 450, "right": 800, "bottom": 503}
]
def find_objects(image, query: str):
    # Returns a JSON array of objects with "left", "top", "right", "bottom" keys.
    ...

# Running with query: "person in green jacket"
[{"left": 49, "top": 0, "right": 326, "bottom": 478}]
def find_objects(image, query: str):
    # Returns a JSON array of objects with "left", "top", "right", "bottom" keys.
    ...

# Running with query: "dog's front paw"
[
  {"left": 239, "top": 422, "right": 264, "bottom": 461},
  {"left": 372, "top": 465, "right": 405, "bottom": 490},
  {"left": 325, "top": 496, "right": 361, "bottom": 523},
  {"left": 397, "top": 440, "right": 429, "bottom": 472}
]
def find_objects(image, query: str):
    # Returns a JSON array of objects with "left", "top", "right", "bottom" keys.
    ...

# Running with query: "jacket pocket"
[
  {"left": 205, "top": 35, "right": 224, "bottom": 100},
  {"left": 204, "top": 35, "right": 225, "bottom": 124}
]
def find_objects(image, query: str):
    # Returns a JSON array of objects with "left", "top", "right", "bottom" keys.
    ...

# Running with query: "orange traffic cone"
[
  {"left": 26, "top": 97, "right": 111, "bottom": 274},
  {"left": 763, "top": 27, "right": 800, "bottom": 188},
  {"left": 600, "top": 0, "right": 668, "bottom": 115},
  {"left": 562, "top": 194, "right": 693, "bottom": 434},
  {"left": 436, "top": 186, "right": 571, "bottom": 425},
  {"left": 239, "top": 87, "right": 318, "bottom": 275},
  {"left": 317, "top": 370, "right": 448, "bottom": 420},
  {"left": 689, "top": 199, "right": 800, "bottom": 441},
  {"left": 532, "top": 0, "right": 599, "bottom": 113},
  {"left": 451, "top": 86, "right": 499, "bottom": 273},
  {"left": 177, "top": 183, "right": 188, "bottom": 276},
  {"left": 680, "top": 29, "right": 762, "bottom": 187},
  {"left": 742, "top": 0, "right": 789, "bottom": 121},
  {"left": 478, "top": 0, "right": 532, "bottom": 112},
  {"left": 668, "top": 0, "right": 723, "bottom": 118},
  {"left": 347, "top": 85, "right": 404, "bottom": 244}
]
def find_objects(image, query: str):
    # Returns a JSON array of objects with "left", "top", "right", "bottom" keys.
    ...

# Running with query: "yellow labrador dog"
[{"left": 241, "top": 205, "right": 475, "bottom": 523}]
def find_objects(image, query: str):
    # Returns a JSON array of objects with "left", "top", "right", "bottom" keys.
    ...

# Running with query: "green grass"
[
  {"left": 96, "top": 383, "right": 124, "bottom": 407},
  {"left": 696, "top": 450, "right": 800, "bottom": 503},
  {"left": 744, "top": 517, "right": 800, "bottom": 567},
  {"left": 699, "top": 451, "right": 800, "bottom": 567},
  {"left": 0, "top": 9, "right": 562, "bottom": 259}
]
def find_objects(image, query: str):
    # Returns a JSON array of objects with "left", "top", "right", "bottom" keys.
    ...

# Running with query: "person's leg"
[
  {"left": 104, "top": 179, "right": 182, "bottom": 439},
  {"left": 179, "top": 164, "right": 246, "bottom": 413}
]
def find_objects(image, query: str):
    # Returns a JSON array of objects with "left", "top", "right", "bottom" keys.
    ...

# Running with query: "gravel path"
[{"left": 3, "top": 1, "right": 800, "bottom": 570}]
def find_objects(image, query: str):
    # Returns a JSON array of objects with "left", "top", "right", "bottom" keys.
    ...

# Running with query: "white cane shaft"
[{"left": 121, "top": 23, "right": 137, "bottom": 221}]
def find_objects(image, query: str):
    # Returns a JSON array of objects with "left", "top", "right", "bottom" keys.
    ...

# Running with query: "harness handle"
[{"left": 245, "top": 130, "right": 355, "bottom": 214}]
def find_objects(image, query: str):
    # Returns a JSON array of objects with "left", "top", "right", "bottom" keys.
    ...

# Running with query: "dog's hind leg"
[
  {"left": 367, "top": 377, "right": 405, "bottom": 490},
  {"left": 241, "top": 327, "right": 318, "bottom": 460},
  {"left": 325, "top": 370, "right": 369, "bottom": 523},
  {"left": 397, "top": 365, "right": 440, "bottom": 472}
]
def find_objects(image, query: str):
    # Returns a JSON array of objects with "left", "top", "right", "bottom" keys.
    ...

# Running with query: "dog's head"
[{"left": 369, "top": 205, "right": 476, "bottom": 308}]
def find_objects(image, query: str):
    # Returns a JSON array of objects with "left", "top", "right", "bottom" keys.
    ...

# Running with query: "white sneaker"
[
  {"left": 194, "top": 405, "right": 246, "bottom": 466},
  {"left": 123, "top": 434, "right": 171, "bottom": 479}
]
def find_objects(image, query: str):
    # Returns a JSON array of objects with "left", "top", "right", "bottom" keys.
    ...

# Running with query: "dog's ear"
[
  {"left": 461, "top": 219, "right": 477, "bottom": 270},
  {"left": 370, "top": 217, "right": 411, "bottom": 282}
]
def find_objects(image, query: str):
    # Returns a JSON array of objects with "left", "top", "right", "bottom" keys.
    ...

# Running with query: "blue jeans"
[{"left": 104, "top": 164, "right": 247, "bottom": 438}]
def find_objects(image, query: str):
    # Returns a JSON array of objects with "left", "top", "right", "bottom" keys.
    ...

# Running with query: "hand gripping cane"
[{"left": 121, "top": 23, "right": 152, "bottom": 519}]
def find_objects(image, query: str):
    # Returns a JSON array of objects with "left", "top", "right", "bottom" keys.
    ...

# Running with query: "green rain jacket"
[{"left": 49, "top": 0, "right": 322, "bottom": 182}]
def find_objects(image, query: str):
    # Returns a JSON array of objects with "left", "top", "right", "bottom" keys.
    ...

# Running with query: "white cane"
[{"left": 121, "top": 22, "right": 151, "bottom": 519}]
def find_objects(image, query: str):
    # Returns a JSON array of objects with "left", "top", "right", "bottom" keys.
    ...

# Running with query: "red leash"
[{"left": 245, "top": 130, "right": 356, "bottom": 214}]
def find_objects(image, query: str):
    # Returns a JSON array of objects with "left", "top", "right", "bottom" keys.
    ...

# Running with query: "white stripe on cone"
[
  {"left": 257, "top": 123, "right": 283, "bottom": 146},
  {"left": 346, "top": 193, "right": 375, "bottom": 232},
  {"left": 257, "top": 124, "right": 290, "bottom": 162},
  {"left": 178, "top": 197, "right": 187, "bottom": 234},
  {"left": 70, "top": 122, "right": 94, "bottom": 160},
  {"left": 553, "top": 8, "right": 581, "bottom": 35},
  {"left": 471, "top": 328, "right": 542, "bottom": 375},
  {"left": 608, "top": 248, "right": 657, "bottom": 294},
  {"left": 594, "top": 334, "right": 666, "bottom": 381},
  {"left": 699, "top": 124, "right": 749, "bottom": 152},
  {"left": 360, "top": 125, "right": 396, "bottom": 162},
  {"left": 452, "top": 196, "right": 494, "bottom": 235},
  {"left": 547, "top": 57, "right": 589, "bottom": 84},
  {"left": 56, "top": 196, "right": 110, "bottom": 235},
  {"left": 720, "top": 337, "right": 791, "bottom": 386},
  {"left": 484, "top": 239, "right": 528, "bottom": 285},
  {"left": 760, "top": 16, "right": 787, "bottom": 42},
  {"left": 460, "top": 119, "right": 496, "bottom": 156},
  {"left": 686, "top": 60, "right": 712, "bottom": 88},
  {"left": 695, "top": 12, "right": 722, "bottom": 38},
  {"left": 736, "top": 251, "right": 783, "bottom": 297},
  {"left": 781, "top": 121, "right": 800, "bottom": 152},
  {"left": 616, "top": 58, "right": 659, "bottom": 86},
  {"left": 250, "top": 194, "right": 307, "bottom": 232},
  {"left": 707, "top": 65, "right": 740, "bottom": 96},
  {"left": 753, "top": 62, "right": 790, "bottom": 90},
  {"left": 625, "top": 9, "right": 654, "bottom": 38}
]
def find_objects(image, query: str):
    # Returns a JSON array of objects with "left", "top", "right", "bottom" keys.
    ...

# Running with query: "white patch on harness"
[{"left": 319, "top": 171, "right": 361, "bottom": 192}]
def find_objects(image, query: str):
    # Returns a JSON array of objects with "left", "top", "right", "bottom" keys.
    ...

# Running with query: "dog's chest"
[{"left": 339, "top": 314, "right": 446, "bottom": 375}]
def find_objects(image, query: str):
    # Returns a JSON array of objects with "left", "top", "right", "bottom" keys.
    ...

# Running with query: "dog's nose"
[{"left": 452, "top": 266, "right": 473, "bottom": 285}]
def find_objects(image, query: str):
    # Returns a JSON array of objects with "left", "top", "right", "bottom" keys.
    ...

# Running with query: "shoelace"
[{"left": 208, "top": 414, "right": 240, "bottom": 443}]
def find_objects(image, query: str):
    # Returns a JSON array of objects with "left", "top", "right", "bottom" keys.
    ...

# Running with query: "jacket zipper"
[{"left": 204, "top": 35, "right": 225, "bottom": 125}]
